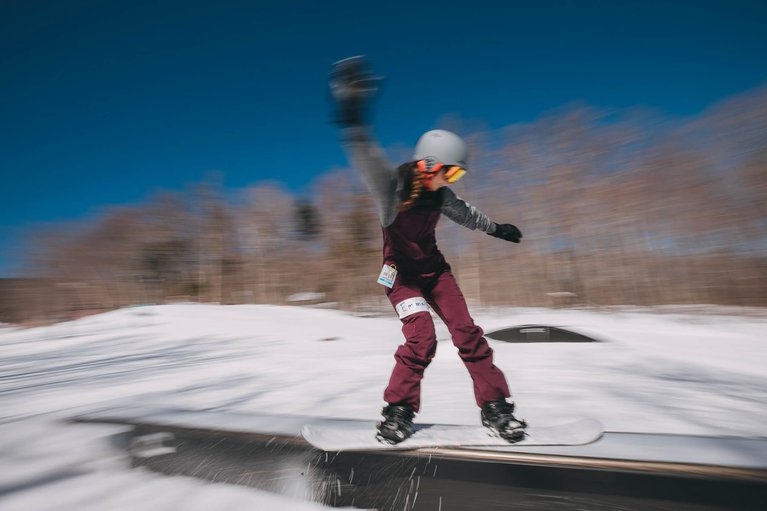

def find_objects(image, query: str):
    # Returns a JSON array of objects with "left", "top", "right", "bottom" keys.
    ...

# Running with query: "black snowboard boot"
[
  {"left": 376, "top": 403, "right": 415, "bottom": 444},
  {"left": 481, "top": 400, "right": 527, "bottom": 443}
]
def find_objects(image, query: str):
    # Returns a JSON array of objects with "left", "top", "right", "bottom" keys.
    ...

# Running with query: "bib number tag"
[{"left": 377, "top": 264, "right": 397, "bottom": 288}]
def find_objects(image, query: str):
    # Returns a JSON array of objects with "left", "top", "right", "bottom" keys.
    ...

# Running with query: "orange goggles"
[
  {"left": 444, "top": 165, "right": 467, "bottom": 184},
  {"left": 418, "top": 160, "right": 467, "bottom": 184}
]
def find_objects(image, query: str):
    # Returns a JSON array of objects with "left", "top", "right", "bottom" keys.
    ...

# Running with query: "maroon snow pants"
[{"left": 383, "top": 270, "right": 510, "bottom": 412}]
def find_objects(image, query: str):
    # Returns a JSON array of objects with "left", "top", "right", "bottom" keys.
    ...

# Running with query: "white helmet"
[{"left": 413, "top": 129, "right": 468, "bottom": 168}]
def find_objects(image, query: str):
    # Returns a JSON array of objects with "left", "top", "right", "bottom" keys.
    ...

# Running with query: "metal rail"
[{"left": 73, "top": 414, "right": 767, "bottom": 510}]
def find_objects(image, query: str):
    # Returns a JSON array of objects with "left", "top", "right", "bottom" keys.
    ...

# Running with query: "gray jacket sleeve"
[
  {"left": 441, "top": 187, "right": 497, "bottom": 233},
  {"left": 340, "top": 126, "right": 401, "bottom": 227}
]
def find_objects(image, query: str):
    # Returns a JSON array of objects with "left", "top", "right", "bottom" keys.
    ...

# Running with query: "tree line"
[{"left": 2, "top": 86, "right": 765, "bottom": 323}]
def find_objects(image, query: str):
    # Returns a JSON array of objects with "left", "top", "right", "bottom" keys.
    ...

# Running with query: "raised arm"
[
  {"left": 340, "top": 126, "right": 399, "bottom": 227},
  {"left": 330, "top": 57, "right": 399, "bottom": 227}
]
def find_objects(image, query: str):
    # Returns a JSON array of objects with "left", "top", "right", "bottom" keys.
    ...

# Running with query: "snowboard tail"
[{"left": 302, "top": 417, "right": 603, "bottom": 451}]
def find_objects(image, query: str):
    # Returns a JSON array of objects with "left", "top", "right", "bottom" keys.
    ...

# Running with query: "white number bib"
[{"left": 395, "top": 297, "right": 430, "bottom": 318}]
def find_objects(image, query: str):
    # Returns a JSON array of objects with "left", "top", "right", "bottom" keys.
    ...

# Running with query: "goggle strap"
[{"left": 417, "top": 159, "right": 443, "bottom": 174}]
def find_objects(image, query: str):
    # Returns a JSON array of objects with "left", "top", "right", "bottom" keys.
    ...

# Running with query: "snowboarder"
[{"left": 329, "top": 56, "right": 527, "bottom": 444}]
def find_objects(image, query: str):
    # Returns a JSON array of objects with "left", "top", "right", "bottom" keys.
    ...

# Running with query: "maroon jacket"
[{"left": 383, "top": 189, "right": 449, "bottom": 280}]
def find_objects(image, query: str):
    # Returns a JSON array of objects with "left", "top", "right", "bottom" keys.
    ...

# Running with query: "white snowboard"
[{"left": 302, "top": 418, "right": 603, "bottom": 451}]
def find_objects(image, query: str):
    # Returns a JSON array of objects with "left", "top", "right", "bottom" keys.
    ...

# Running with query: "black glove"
[
  {"left": 329, "top": 56, "right": 381, "bottom": 127},
  {"left": 489, "top": 223, "right": 522, "bottom": 243}
]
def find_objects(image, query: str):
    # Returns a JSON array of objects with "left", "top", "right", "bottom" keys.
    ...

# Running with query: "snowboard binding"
[
  {"left": 376, "top": 403, "right": 415, "bottom": 444},
  {"left": 481, "top": 400, "right": 528, "bottom": 443}
]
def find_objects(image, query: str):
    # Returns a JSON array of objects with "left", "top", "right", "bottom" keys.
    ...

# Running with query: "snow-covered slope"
[{"left": 1, "top": 304, "right": 765, "bottom": 510}]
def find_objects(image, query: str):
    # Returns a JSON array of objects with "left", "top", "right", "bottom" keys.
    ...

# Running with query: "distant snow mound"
[
  {"left": 487, "top": 324, "right": 600, "bottom": 343},
  {"left": 286, "top": 292, "right": 327, "bottom": 303}
]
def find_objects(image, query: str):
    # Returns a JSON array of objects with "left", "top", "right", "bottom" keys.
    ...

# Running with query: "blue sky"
[{"left": 1, "top": 0, "right": 766, "bottom": 276}]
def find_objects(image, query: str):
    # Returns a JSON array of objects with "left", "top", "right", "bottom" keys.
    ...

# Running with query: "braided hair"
[{"left": 399, "top": 160, "right": 444, "bottom": 212}]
